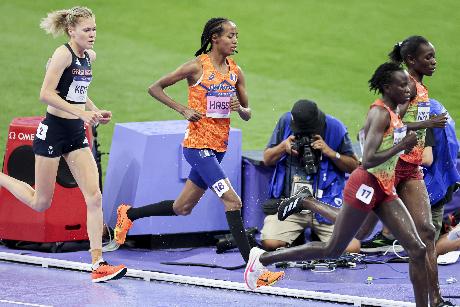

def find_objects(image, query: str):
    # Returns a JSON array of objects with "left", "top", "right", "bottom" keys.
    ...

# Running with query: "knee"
[
  {"left": 173, "top": 202, "right": 195, "bottom": 216},
  {"left": 262, "top": 239, "right": 287, "bottom": 251},
  {"left": 407, "top": 242, "right": 427, "bottom": 262},
  {"left": 33, "top": 198, "right": 52, "bottom": 212},
  {"left": 419, "top": 222, "right": 436, "bottom": 243},
  {"left": 85, "top": 190, "right": 102, "bottom": 209}
]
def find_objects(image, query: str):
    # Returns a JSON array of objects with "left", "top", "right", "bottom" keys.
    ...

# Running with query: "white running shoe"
[
  {"left": 448, "top": 224, "right": 460, "bottom": 241},
  {"left": 244, "top": 247, "right": 267, "bottom": 290}
]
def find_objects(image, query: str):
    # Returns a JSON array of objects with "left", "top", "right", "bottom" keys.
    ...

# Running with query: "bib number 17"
[{"left": 356, "top": 184, "right": 374, "bottom": 205}]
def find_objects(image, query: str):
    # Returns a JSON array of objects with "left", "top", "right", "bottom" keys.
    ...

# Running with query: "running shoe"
[
  {"left": 360, "top": 231, "right": 403, "bottom": 253},
  {"left": 245, "top": 247, "right": 284, "bottom": 290},
  {"left": 114, "top": 204, "right": 133, "bottom": 245},
  {"left": 92, "top": 262, "right": 127, "bottom": 283},
  {"left": 447, "top": 224, "right": 460, "bottom": 241},
  {"left": 256, "top": 270, "right": 285, "bottom": 287},
  {"left": 278, "top": 186, "right": 312, "bottom": 221}
]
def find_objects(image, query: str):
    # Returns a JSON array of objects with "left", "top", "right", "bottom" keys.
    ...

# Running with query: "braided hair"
[
  {"left": 388, "top": 35, "right": 430, "bottom": 65},
  {"left": 368, "top": 62, "right": 404, "bottom": 94},
  {"left": 194, "top": 17, "right": 230, "bottom": 57}
]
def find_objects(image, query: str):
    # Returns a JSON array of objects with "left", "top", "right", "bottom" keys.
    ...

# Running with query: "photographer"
[{"left": 261, "top": 99, "right": 360, "bottom": 251}]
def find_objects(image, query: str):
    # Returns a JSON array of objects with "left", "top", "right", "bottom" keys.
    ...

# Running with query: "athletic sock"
[
  {"left": 127, "top": 200, "right": 176, "bottom": 221},
  {"left": 225, "top": 210, "right": 251, "bottom": 262}
]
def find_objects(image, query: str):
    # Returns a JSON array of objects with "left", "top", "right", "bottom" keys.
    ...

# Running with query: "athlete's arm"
[
  {"left": 233, "top": 66, "right": 251, "bottom": 121},
  {"left": 148, "top": 59, "right": 203, "bottom": 122},
  {"left": 362, "top": 107, "right": 416, "bottom": 169},
  {"left": 405, "top": 113, "right": 448, "bottom": 131},
  {"left": 39, "top": 46, "right": 101, "bottom": 125}
]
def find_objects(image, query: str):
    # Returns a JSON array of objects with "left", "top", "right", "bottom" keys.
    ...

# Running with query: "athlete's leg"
[
  {"left": 0, "top": 155, "right": 59, "bottom": 212},
  {"left": 64, "top": 148, "right": 104, "bottom": 259},
  {"left": 398, "top": 179, "right": 441, "bottom": 306},
  {"left": 172, "top": 179, "right": 206, "bottom": 215},
  {"left": 259, "top": 203, "right": 369, "bottom": 264},
  {"left": 374, "top": 198, "right": 428, "bottom": 307}
]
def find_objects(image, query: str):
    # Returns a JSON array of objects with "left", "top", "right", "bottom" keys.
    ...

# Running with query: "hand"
[
  {"left": 284, "top": 135, "right": 298, "bottom": 156},
  {"left": 427, "top": 113, "right": 448, "bottom": 128},
  {"left": 401, "top": 131, "right": 418, "bottom": 153},
  {"left": 230, "top": 94, "right": 240, "bottom": 111},
  {"left": 79, "top": 110, "right": 102, "bottom": 126},
  {"left": 311, "top": 135, "right": 334, "bottom": 157},
  {"left": 98, "top": 110, "right": 112, "bottom": 124},
  {"left": 180, "top": 107, "right": 202, "bottom": 122}
]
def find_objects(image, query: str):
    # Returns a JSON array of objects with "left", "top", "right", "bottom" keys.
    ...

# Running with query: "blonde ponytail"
[{"left": 40, "top": 7, "right": 93, "bottom": 37}]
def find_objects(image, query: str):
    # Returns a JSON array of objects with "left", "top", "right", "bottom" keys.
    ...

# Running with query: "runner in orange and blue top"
[
  {"left": 113, "top": 17, "right": 283, "bottom": 286},
  {"left": 245, "top": 63, "right": 432, "bottom": 306},
  {"left": 389, "top": 36, "right": 452, "bottom": 307}
]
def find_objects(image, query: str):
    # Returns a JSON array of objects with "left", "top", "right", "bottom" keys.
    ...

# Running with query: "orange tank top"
[
  {"left": 182, "top": 54, "right": 238, "bottom": 152},
  {"left": 399, "top": 75, "right": 429, "bottom": 165},
  {"left": 367, "top": 99, "right": 405, "bottom": 195}
]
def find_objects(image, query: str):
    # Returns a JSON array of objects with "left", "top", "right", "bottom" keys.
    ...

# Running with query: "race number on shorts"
[
  {"left": 35, "top": 122, "right": 48, "bottom": 140},
  {"left": 212, "top": 179, "right": 230, "bottom": 197},
  {"left": 356, "top": 184, "right": 374, "bottom": 205}
]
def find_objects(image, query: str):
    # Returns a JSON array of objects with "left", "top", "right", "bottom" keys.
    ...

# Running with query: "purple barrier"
[
  {"left": 241, "top": 151, "right": 273, "bottom": 230},
  {"left": 102, "top": 120, "right": 242, "bottom": 235}
]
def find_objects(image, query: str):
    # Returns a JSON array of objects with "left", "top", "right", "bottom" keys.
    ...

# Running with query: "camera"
[
  {"left": 215, "top": 227, "right": 258, "bottom": 254},
  {"left": 292, "top": 134, "right": 320, "bottom": 175}
]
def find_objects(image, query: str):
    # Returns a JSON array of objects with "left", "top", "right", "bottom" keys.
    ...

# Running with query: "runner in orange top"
[
  {"left": 113, "top": 17, "right": 283, "bottom": 286},
  {"left": 183, "top": 53, "right": 238, "bottom": 152},
  {"left": 389, "top": 35, "right": 451, "bottom": 307}
]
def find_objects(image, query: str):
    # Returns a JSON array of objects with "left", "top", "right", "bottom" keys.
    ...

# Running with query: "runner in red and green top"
[
  {"left": 245, "top": 63, "right": 431, "bottom": 306},
  {"left": 389, "top": 35, "right": 451, "bottom": 307}
]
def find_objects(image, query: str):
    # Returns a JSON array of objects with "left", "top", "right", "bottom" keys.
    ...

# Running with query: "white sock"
[{"left": 91, "top": 258, "right": 105, "bottom": 270}]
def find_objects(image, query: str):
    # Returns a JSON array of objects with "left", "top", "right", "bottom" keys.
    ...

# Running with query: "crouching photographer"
[{"left": 261, "top": 99, "right": 360, "bottom": 252}]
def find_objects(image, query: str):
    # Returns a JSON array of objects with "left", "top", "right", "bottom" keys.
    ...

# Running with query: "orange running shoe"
[
  {"left": 257, "top": 270, "right": 285, "bottom": 287},
  {"left": 92, "top": 262, "right": 127, "bottom": 283},
  {"left": 114, "top": 204, "right": 133, "bottom": 245}
]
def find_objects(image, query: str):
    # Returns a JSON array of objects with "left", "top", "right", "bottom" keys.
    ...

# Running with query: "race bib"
[
  {"left": 393, "top": 125, "right": 407, "bottom": 146},
  {"left": 35, "top": 122, "right": 48, "bottom": 141},
  {"left": 212, "top": 179, "right": 230, "bottom": 197},
  {"left": 416, "top": 102, "right": 430, "bottom": 121},
  {"left": 206, "top": 94, "right": 231, "bottom": 118},
  {"left": 356, "top": 184, "right": 374, "bottom": 205},
  {"left": 66, "top": 76, "right": 92, "bottom": 103}
]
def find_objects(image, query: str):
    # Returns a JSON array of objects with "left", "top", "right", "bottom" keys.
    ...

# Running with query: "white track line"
[
  {"left": 0, "top": 252, "right": 415, "bottom": 307},
  {"left": 0, "top": 299, "right": 52, "bottom": 307}
]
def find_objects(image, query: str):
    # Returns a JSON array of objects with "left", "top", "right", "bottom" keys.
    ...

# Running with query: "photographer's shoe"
[
  {"left": 278, "top": 186, "right": 312, "bottom": 221},
  {"left": 114, "top": 204, "right": 133, "bottom": 245}
]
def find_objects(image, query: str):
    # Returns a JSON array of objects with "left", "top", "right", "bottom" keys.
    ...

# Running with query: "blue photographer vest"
[
  {"left": 268, "top": 112, "right": 347, "bottom": 224},
  {"left": 423, "top": 99, "right": 460, "bottom": 205}
]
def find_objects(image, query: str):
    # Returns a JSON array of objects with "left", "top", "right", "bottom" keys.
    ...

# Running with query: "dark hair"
[
  {"left": 388, "top": 35, "right": 430, "bottom": 65},
  {"left": 368, "top": 62, "right": 404, "bottom": 94},
  {"left": 194, "top": 17, "right": 230, "bottom": 57}
]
